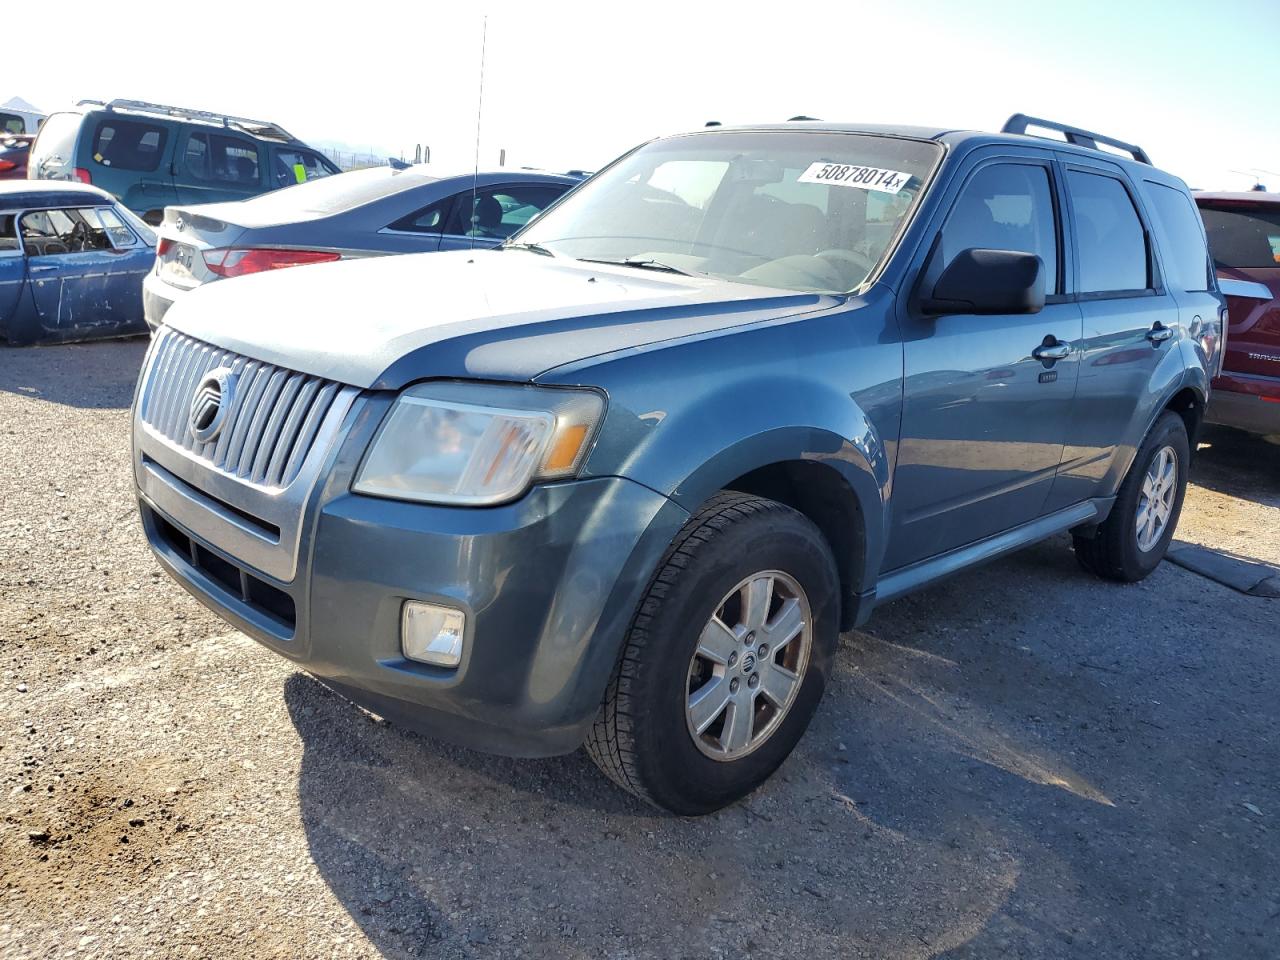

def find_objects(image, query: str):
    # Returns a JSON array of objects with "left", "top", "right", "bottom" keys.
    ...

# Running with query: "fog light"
[{"left": 401, "top": 601, "right": 466, "bottom": 667}]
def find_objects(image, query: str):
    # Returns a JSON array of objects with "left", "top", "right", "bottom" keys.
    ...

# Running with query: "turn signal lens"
[{"left": 542, "top": 423, "right": 590, "bottom": 475}]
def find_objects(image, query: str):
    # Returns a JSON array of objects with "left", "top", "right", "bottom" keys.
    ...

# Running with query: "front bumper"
[{"left": 137, "top": 437, "right": 688, "bottom": 756}]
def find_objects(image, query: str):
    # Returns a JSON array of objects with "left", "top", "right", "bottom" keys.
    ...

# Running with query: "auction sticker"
[{"left": 797, "top": 161, "right": 911, "bottom": 194}]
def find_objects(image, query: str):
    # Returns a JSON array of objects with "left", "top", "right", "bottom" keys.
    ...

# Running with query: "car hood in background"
[{"left": 161, "top": 250, "right": 835, "bottom": 389}]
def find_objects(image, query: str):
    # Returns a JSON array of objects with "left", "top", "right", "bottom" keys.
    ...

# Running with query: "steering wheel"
[
  {"left": 67, "top": 220, "right": 93, "bottom": 252},
  {"left": 815, "top": 248, "right": 877, "bottom": 277}
]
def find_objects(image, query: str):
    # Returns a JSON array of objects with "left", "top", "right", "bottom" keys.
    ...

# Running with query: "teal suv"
[
  {"left": 134, "top": 115, "right": 1231, "bottom": 813},
  {"left": 29, "top": 99, "right": 338, "bottom": 224}
]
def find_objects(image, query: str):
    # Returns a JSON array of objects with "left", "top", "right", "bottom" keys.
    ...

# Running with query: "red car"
[
  {"left": 1195, "top": 192, "right": 1280, "bottom": 435},
  {"left": 0, "top": 134, "right": 33, "bottom": 180}
]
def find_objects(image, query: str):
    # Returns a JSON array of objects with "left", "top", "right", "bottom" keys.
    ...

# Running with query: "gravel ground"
[{"left": 1, "top": 339, "right": 1277, "bottom": 960}]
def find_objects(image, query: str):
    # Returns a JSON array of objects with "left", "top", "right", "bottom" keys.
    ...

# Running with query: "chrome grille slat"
[
  {"left": 280, "top": 381, "right": 338, "bottom": 487},
  {"left": 250, "top": 373, "right": 305, "bottom": 484},
  {"left": 236, "top": 369, "right": 288, "bottom": 477},
  {"left": 140, "top": 330, "right": 347, "bottom": 490},
  {"left": 264, "top": 378, "right": 320, "bottom": 488},
  {"left": 211, "top": 356, "right": 253, "bottom": 466},
  {"left": 219, "top": 361, "right": 268, "bottom": 471}
]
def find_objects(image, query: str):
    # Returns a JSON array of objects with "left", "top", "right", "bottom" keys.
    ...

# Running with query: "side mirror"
[{"left": 922, "top": 248, "right": 1046, "bottom": 316}]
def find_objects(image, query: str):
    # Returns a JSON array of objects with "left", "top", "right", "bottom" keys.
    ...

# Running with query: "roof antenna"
[{"left": 470, "top": 15, "right": 488, "bottom": 251}]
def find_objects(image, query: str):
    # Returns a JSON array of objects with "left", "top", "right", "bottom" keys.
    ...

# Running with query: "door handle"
[
  {"left": 1146, "top": 323, "right": 1173, "bottom": 343},
  {"left": 1032, "top": 337, "right": 1071, "bottom": 362}
]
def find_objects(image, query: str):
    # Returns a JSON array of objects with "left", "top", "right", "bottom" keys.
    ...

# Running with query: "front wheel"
[
  {"left": 1073, "top": 411, "right": 1190, "bottom": 581},
  {"left": 585, "top": 492, "right": 840, "bottom": 814}
]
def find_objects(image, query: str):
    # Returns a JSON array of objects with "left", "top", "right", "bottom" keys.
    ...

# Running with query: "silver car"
[{"left": 143, "top": 166, "right": 580, "bottom": 329}]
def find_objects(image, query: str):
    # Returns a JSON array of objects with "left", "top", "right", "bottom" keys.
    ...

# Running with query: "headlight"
[{"left": 353, "top": 381, "right": 605, "bottom": 506}]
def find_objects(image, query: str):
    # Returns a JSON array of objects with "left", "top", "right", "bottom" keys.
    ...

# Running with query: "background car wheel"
[
  {"left": 585, "top": 492, "right": 839, "bottom": 815},
  {"left": 1073, "top": 411, "right": 1190, "bottom": 582}
]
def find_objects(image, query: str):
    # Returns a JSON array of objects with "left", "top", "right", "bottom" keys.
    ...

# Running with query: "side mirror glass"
[{"left": 922, "top": 248, "right": 1046, "bottom": 316}]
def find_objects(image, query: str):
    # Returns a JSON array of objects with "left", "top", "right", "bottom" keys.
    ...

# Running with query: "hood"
[{"left": 162, "top": 249, "right": 833, "bottom": 389}]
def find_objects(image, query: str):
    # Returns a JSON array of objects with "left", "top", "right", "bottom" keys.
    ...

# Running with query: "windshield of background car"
[
  {"left": 516, "top": 131, "right": 942, "bottom": 293},
  {"left": 1198, "top": 203, "right": 1280, "bottom": 269}
]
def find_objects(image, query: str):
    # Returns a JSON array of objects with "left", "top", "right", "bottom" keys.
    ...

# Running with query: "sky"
[{"left": 6, "top": 0, "right": 1278, "bottom": 190}]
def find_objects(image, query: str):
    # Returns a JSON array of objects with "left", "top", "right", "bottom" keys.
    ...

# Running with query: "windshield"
[
  {"left": 1198, "top": 203, "right": 1280, "bottom": 270},
  {"left": 516, "top": 130, "right": 941, "bottom": 293}
]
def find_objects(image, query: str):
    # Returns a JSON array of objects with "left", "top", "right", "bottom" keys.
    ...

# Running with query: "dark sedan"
[
  {"left": 1, "top": 180, "right": 155, "bottom": 344},
  {"left": 143, "top": 166, "right": 581, "bottom": 329}
]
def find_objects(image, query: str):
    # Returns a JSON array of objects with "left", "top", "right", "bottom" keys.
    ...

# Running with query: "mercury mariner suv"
[{"left": 133, "top": 115, "right": 1230, "bottom": 814}]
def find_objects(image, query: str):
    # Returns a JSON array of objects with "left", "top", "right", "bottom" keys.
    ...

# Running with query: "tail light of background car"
[
  {"left": 0, "top": 159, "right": 15, "bottom": 172},
  {"left": 204, "top": 248, "right": 342, "bottom": 278},
  {"left": 71, "top": 168, "right": 92, "bottom": 184},
  {"left": 156, "top": 237, "right": 175, "bottom": 257}
]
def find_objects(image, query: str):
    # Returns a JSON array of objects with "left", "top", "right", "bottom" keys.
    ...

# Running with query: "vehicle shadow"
[
  {"left": 0, "top": 337, "right": 148, "bottom": 409},
  {"left": 1191, "top": 424, "right": 1280, "bottom": 504},
  {"left": 283, "top": 537, "right": 1274, "bottom": 959}
]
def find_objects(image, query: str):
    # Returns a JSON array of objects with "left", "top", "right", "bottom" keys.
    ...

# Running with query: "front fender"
[{"left": 552, "top": 307, "right": 904, "bottom": 598}]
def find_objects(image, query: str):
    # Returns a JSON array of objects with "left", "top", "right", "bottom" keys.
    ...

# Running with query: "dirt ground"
[{"left": 1, "top": 339, "right": 1277, "bottom": 960}]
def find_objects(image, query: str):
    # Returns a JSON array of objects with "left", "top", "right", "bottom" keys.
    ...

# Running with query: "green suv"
[{"left": 28, "top": 99, "right": 339, "bottom": 224}]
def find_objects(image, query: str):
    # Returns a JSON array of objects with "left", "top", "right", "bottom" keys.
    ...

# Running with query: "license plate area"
[{"left": 160, "top": 242, "right": 201, "bottom": 285}]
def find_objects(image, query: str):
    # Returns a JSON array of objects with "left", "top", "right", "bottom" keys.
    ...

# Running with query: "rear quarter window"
[
  {"left": 1143, "top": 182, "right": 1211, "bottom": 292},
  {"left": 93, "top": 118, "right": 168, "bottom": 172}
]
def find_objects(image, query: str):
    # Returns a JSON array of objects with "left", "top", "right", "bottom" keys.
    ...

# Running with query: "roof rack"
[
  {"left": 1001, "top": 114, "right": 1151, "bottom": 165},
  {"left": 77, "top": 99, "right": 297, "bottom": 142}
]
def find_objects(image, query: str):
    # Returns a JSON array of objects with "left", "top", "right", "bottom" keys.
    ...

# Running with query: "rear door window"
[
  {"left": 1065, "top": 170, "right": 1150, "bottom": 294},
  {"left": 0, "top": 113, "right": 23, "bottom": 134},
  {"left": 272, "top": 149, "right": 337, "bottom": 187},
  {"left": 185, "top": 132, "right": 261, "bottom": 185},
  {"left": 93, "top": 118, "right": 167, "bottom": 172},
  {"left": 447, "top": 184, "right": 567, "bottom": 239},
  {"left": 1143, "top": 182, "right": 1211, "bottom": 292}
]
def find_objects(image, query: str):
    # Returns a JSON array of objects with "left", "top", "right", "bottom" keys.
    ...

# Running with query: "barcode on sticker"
[{"left": 797, "top": 162, "right": 911, "bottom": 194}]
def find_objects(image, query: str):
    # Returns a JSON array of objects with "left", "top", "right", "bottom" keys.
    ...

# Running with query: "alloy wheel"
[
  {"left": 1136, "top": 444, "right": 1178, "bottom": 552},
  {"left": 685, "top": 570, "right": 813, "bottom": 761}
]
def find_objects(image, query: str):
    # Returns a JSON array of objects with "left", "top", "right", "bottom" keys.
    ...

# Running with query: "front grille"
[{"left": 140, "top": 329, "right": 343, "bottom": 489}]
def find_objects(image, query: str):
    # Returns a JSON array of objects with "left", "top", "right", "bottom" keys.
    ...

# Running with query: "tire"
[
  {"left": 1073, "top": 411, "right": 1190, "bottom": 582},
  {"left": 585, "top": 492, "right": 840, "bottom": 815}
]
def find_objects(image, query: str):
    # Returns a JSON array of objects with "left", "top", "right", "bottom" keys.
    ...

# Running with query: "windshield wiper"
[
  {"left": 501, "top": 241, "right": 557, "bottom": 257},
  {"left": 577, "top": 257, "right": 693, "bottom": 276}
]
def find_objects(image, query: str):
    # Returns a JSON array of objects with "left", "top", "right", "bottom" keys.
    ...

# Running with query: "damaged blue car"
[{"left": 0, "top": 181, "right": 155, "bottom": 345}]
